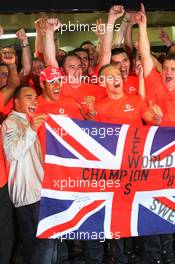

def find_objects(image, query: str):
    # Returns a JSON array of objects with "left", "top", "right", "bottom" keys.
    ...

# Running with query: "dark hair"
[
  {"left": 163, "top": 53, "right": 175, "bottom": 63},
  {"left": 111, "top": 47, "right": 128, "bottom": 57},
  {"left": 13, "top": 85, "right": 33, "bottom": 100},
  {"left": 72, "top": 47, "right": 89, "bottom": 59},
  {"left": 166, "top": 44, "right": 175, "bottom": 55},
  {"left": 59, "top": 48, "right": 67, "bottom": 53},
  {"left": 72, "top": 47, "right": 89, "bottom": 55},
  {"left": 60, "top": 53, "right": 81, "bottom": 67},
  {"left": 80, "top": 41, "right": 95, "bottom": 48}
]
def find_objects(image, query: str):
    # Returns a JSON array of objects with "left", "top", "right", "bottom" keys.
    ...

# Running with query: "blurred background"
[{"left": 0, "top": 0, "right": 175, "bottom": 52}]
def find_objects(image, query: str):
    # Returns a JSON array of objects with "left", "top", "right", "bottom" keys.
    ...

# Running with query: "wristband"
[
  {"left": 21, "top": 43, "right": 30, "bottom": 48},
  {"left": 123, "top": 18, "right": 130, "bottom": 23}
]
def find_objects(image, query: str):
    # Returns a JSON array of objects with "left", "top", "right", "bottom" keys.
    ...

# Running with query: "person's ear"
[
  {"left": 39, "top": 80, "right": 45, "bottom": 90},
  {"left": 14, "top": 98, "right": 20, "bottom": 108}
]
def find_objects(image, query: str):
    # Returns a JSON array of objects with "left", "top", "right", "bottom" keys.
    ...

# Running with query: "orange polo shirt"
[
  {"left": 145, "top": 67, "right": 175, "bottom": 124},
  {"left": 96, "top": 95, "right": 147, "bottom": 126}
]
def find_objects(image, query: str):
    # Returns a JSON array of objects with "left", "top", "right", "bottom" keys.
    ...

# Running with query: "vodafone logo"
[
  {"left": 58, "top": 108, "right": 68, "bottom": 117},
  {"left": 129, "top": 86, "right": 136, "bottom": 93},
  {"left": 124, "top": 104, "right": 135, "bottom": 112},
  {"left": 59, "top": 108, "right": 65, "bottom": 114},
  {"left": 52, "top": 68, "right": 57, "bottom": 73}
]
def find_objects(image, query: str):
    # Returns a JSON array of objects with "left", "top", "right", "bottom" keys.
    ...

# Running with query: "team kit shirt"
[
  {"left": 61, "top": 82, "right": 107, "bottom": 112},
  {"left": 37, "top": 95, "right": 84, "bottom": 157},
  {"left": 95, "top": 95, "right": 147, "bottom": 126},
  {"left": 0, "top": 93, "right": 13, "bottom": 115},
  {"left": 123, "top": 75, "right": 139, "bottom": 95},
  {"left": 37, "top": 95, "right": 83, "bottom": 119},
  {"left": 145, "top": 67, "right": 175, "bottom": 125},
  {"left": 0, "top": 93, "right": 10, "bottom": 187}
]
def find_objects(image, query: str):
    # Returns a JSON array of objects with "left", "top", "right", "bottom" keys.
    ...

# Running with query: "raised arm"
[
  {"left": 123, "top": 12, "right": 138, "bottom": 56},
  {"left": 136, "top": 3, "right": 154, "bottom": 77},
  {"left": 99, "top": 5, "right": 125, "bottom": 68},
  {"left": 41, "top": 17, "right": 61, "bottom": 67},
  {"left": 34, "top": 18, "right": 44, "bottom": 57},
  {"left": 112, "top": 12, "right": 131, "bottom": 49},
  {"left": 135, "top": 59, "right": 145, "bottom": 100},
  {"left": 0, "top": 50, "right": 20, "bottom": 105},
  {"left": 92, "top": 18, "right": 105, "bottom": 61},
  {"left": 16, "top": 28, "right": 32, "bottom": 76}
]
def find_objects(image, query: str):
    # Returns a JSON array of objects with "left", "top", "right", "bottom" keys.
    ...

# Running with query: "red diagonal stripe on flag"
[
  {"left": 151, "top": 144, "right": 175, "bottom": 161},
  {"left": 47, "top": 116, "right": 100, "bottom": 161},
  {"left": 37, "top": 200, "right": 105, "bottom": 238},
  {"left": 154, "top": 197, "right": 175, "bottom": 211}
]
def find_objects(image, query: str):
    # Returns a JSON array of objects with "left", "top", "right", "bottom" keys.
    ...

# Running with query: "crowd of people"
[{"left": 0, "top": 3, "right": 175, "bottom": 264}]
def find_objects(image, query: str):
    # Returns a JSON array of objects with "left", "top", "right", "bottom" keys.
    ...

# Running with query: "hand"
[
  {"left": 45, "top": 18, "right": 61, "bottom": 32},
  {"left": 30, "top": 113, "right": 48, "bottom": 132},
  {"left": 34, "top": 18, "right": 42, "bottom": 31},
  {"left": 16, "top": 28, "right": 28, "bottom": 45},
  {"left": 85, "top": 96, "right": 96, "bottom": 112},
  {"left": 92, "top": 18, "right": 106, "bottom": 37},
  {"left": 140, "top": 2, "right": 146, "bottom": 14},
  {"left": 0, "top": 50, "right": 16, "bottom": 65},
  {"left": 37, "top": 17, "right": 48, "bottom": 35},
  {"left": 125, "top": 12, "right": 138, "bottom": 26},
  {"left": 135, "top": 3, "right": 147, "bottom": 26},
  {"left": 109, "top": 5, "right": 125, "bottom": 22},
  {"left": 159, "top": 28, "right": 172, "bottom": 46},
  {"left": 149, "top": 101, "right": 163, "bottom": 124},
  {"left": 135, "top": 60, "right": 143, "bottom": 78}
]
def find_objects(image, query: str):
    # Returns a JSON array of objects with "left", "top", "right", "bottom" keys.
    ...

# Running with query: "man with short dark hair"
[{"left": 1, "top": 86, "right": 53, "bottom": 264}]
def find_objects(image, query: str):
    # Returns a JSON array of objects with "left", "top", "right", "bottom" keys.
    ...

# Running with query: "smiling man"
[
  {"left": 93, "top": 64, "right": 163, "bottom": 126},
  {"left": 137, "top": 5, "right": 175, "bottom": 125},
  {"left": 38, "top": 65, "right": 84, "bottom": 118},
  {"left": 1, "top": 85, "right": 50, "bottom": 264}
]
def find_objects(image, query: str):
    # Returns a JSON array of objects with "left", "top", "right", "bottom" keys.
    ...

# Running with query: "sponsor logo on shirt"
[
  {"left": 123, "top": 104, "right": 135, "bottom": 112},
  {"left": 129, "top": 86, "right": 136, "bottom": 93},
  {"left": 58, "top": 108, "right": 68, "bottom": 116}
]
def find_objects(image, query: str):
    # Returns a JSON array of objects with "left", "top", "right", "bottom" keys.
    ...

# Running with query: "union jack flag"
[{"left": 37, "top": 115, "right": 175, "bottom": 239}]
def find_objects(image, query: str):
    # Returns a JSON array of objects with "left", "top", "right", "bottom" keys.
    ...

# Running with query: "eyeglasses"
[{"left": 49, "top": 78, "right": 62, "bottom": 84}]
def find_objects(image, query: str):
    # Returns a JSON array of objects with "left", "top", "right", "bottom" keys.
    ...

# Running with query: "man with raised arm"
[{"left": 136, "top": 3, "right": 175, "bottom": 263}]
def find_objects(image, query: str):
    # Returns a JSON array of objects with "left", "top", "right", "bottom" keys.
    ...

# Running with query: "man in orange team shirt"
[
  {"left": 38, "top": 65, "right": 83, "bottom": 119},
  {"left": 134, "top": 4, "right": 175, "bottom": 263},
  {"left": 87, "top": 63, "right": 163, "bottom": 264},
  {"left": 38, "top": 65, "right": 85, "bottom": 264},
  {"left": 60, "top": 53, "right": 107, "bottom": 113},
  {"left": 38, "top": 65, "right": 107, "bottom": 264},
  {"left": 111, "top": 47, "right": 139, "bottom": 95},
  {"left": 137, "top": 4, "right": 175, "bottom": 126},
  {"left": 91, "top": 64, "right": 163, "bottom": 127}
]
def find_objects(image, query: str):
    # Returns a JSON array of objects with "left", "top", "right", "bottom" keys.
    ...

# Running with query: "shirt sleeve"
[{"left": 1, "top": 119, "right": 37, "bottom": 160}]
